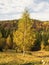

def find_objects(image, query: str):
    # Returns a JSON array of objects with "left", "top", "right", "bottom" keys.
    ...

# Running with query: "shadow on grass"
[
  {"left": 21, "top": 63, "right": 33, "bottom": 65},
  {"left": 0, "top": 62, "right": 43, "bottom": 65},
  {"left": 0, "top": 61, "right": 19, "bottom": 65},
  {"left": 21, "top": 62, "right": 42, "bottom": 65}
]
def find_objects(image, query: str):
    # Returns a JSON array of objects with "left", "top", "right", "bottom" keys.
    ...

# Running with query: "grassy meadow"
[{"left": 0, "top": 51, "right": 49, "bottom": 65}]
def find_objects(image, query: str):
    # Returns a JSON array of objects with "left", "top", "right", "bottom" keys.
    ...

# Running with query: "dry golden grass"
[{"left": 0, "top": 50, "right": 49, "bottom": 64}]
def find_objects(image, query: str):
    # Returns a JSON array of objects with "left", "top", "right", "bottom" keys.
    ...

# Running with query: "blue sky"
[{"left": 0, "top": 0, "right": 49, "bottom": 21}]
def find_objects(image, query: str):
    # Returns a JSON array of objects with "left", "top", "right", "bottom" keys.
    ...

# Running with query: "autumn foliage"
[{"left": 0, "top": 10, "right": 49, "bottom": 51}]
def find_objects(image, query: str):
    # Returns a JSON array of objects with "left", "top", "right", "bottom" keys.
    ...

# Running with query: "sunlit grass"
[{"left": 0, "top": 51, "right": 49, "bottom": 65}]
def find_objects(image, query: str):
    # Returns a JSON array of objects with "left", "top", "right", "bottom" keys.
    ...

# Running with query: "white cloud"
[
  {"left": 30, "top": 13, "right": 49, "bottom": 21},
  {"left": 33, "top": 2, "right": 45, "bottom": 12},
  {"left": 0, "top": 0, "right": 49, "bottom": 20},
  {"left": 0, "top": 0, "right": 33, "bottom": 14},
  {"left": 30, "top": 1, "right": 49, "bottom": 12}
]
